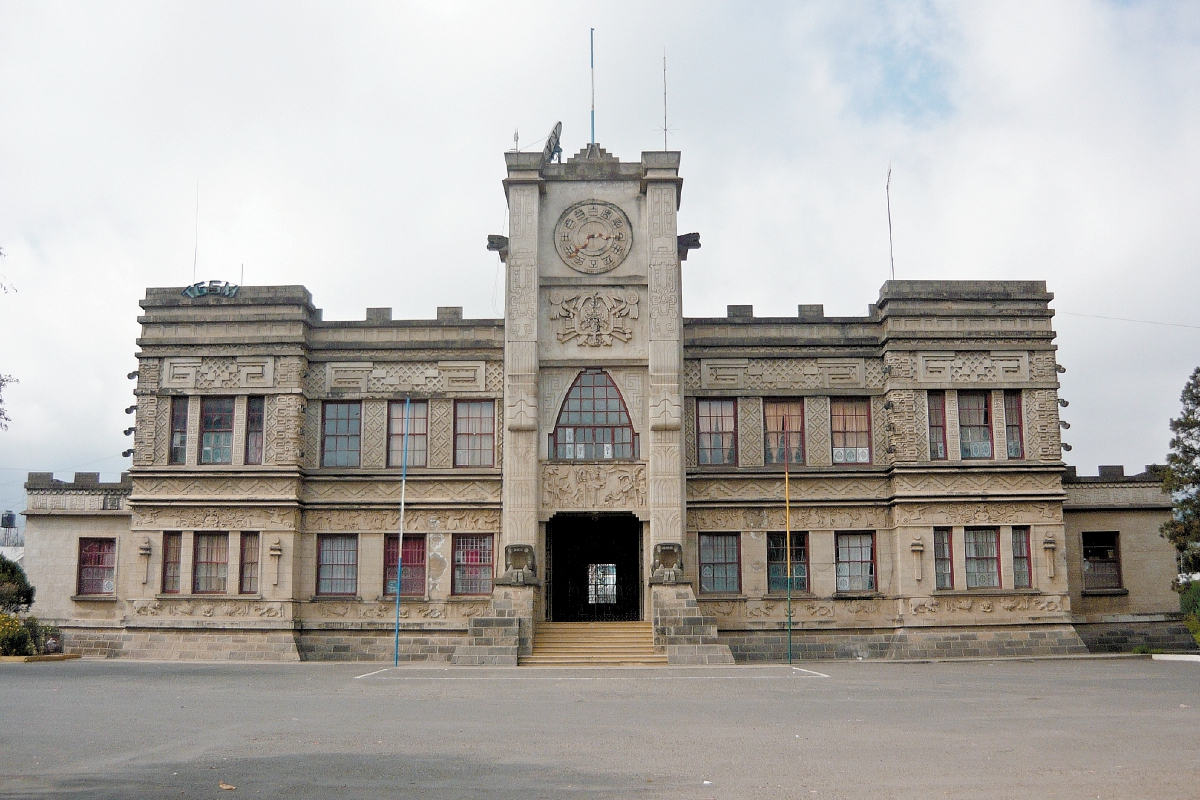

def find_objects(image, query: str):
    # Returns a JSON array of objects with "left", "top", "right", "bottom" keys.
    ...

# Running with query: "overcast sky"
[{"left": 2, "top": 1, "right": 1199, "bottom": 521}]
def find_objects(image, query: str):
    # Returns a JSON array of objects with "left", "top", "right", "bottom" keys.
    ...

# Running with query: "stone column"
[{"left": 643, "top": 153, "right": 685, "bottom": 551}]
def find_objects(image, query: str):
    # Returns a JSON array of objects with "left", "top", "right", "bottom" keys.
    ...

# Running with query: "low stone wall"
[
  {"left": 64, "top": 626, "right": 302, "bottom": 661},
  {"left": 299, "top": 629, "right": 466, "bottom": 662},
  {"left": 651, "top": 585, "right": 736, "bottom": 665},
  {"left": 720, "top": 624, "right": 1090, "bottom": 661},
  {"left": 1075, "top": 616, "right": 1199, "bottom": 653}
]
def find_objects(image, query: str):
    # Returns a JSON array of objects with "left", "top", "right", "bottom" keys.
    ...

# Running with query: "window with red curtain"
[{"left": 385, "top": 535, "right": 427, "bottom": 597}]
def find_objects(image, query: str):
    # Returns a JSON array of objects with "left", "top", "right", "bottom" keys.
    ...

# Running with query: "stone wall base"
[
  {"left": 651, "top": 585, "right": 736, "bottom": 665},
  {"left": 64, "top": 627, "right": 302, "bottom": 661},
  {"left": 1075, "top": 618, "right": 1199, "bottom": 653},
  {"left": 720, "top": 624, "right": 1090, "bottom": 662},
  {"left": 298, "top": 629, "right": 466, "bottom": 662}
]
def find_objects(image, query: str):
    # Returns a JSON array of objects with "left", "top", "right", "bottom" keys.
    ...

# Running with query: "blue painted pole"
[{"left": 393, "top": 397, "right": 411, "bottom": 667}]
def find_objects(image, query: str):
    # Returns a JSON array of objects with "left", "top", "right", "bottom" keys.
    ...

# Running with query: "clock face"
[{"left": 553, "top": 201, "right": 633, "bottom": 274}]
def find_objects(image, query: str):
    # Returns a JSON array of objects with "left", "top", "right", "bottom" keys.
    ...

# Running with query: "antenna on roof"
[
  {"left": 662, "top": 50, "right": 668, "bottom": 150},
  {"left": 590, "top": 28, "right": 596, "bottom": 144},
  {"left": 886, "top": 163, "right": 895, "bottom": 281},
  {"left": 192, "top": 180, "right": 199, "bottom": 282}
]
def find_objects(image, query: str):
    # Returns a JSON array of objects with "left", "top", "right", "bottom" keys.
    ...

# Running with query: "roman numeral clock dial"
[{"left": 554, "top": 200, "right": 633, "bottom": 274}]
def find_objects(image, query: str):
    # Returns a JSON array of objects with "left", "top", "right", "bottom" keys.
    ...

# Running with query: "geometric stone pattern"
[{"left": 737, "top": 396, "right": 764, "bottom": 467}]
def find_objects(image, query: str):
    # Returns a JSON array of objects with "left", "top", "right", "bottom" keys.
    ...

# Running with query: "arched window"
[{"left": 551, "top": 369, "right": 638, "bottom": 460}]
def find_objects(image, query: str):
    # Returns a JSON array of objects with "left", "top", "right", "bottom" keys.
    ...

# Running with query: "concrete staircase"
[{"left": 519, "top": 621, "right": 668, "bottom": 666}]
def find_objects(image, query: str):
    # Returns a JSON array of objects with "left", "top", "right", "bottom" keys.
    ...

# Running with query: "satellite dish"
[{"left": 542, "top": 122, "right": 563, "bottom": 165}]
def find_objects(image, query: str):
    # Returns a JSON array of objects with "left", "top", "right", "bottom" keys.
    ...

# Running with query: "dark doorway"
[{"left": 546, "top": 513, "right": 642, "bottom": 622}]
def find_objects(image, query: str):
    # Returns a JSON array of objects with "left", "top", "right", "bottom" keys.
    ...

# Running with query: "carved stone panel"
[
  {"left": 804, "top": 396, "right": 832, "bottom": 467},
  {"left": 361, "top": 400, "right": 388, "bottom": 469},
  {"left": 893, "top": 501, "right": 1062, "bottom": 526},
  {"left": 548, "top": 289, "right": 640, "bottom": 347},
  {"left": 161, "top": 357, "right": 201, "bottom": 390},
  {"left": 871, "top": 396, "right": 890, "bottom": 467},
  {"left": 133, "top": 506, "right": 299, "bottom": 531},
  {"left": 991, "top": 390, "right": 1008, "bottom": 462},
  {"left": 1024, "top": 389, "right": 1061, "bottom": 462},
  {"left": 687, "top": 505, "right": 888, "bottom": 532},
  {"left": 541, "top": 463, "right": 647, "bottom": 511},
  {"left": 236, "top": 356, "right": 275, "bottom": 388},
  {"left": 427, "top": 399, "right": 453, "bottom": 469},
  {"left": 917, "top": 351, "right": 1030, "bottom": 383},
  {"left": 738, "top": 397, "right": 764, "bottom": 467},
  {"left": 684, "top": 397, "right": 697, "bottom": 468},
  {"left": 304, "top": 508, "right": 499, "bottom": 533},
  {"left": 152, "top": 395, "right": 170, "bottom": 466},
  {"left": 701, "top": 359, "right": 748, "bottom": 390}
]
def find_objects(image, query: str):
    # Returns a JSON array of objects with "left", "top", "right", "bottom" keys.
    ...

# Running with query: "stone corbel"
[
  {"left": 139, "top": 538, "right": 153, "bottom": 585},
  {"left": 649, "top": 542, "right": 684, "bottom": 584},
  {"left": 495, "top": 544, "right": 540, "bottom": 586},
  {"left": 910, "top": 537, "right": 924, "bottom": 582},
  {"left": 1042, "top": 535, "right": 1057, "bottom": 579},
  {"left": 270, "top": 538, "right": 283, "bottom": 586}
]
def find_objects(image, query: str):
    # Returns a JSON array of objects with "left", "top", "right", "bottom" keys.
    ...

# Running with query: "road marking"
[
  {"left": 792, "top": 666, "right": 830, "bottom": 678},
  {"left": 353, "top": 667, "right": 391, "bottom": 679},
  {"left": 1152, "top": 654, "right": 1200, "bottom": 663}
]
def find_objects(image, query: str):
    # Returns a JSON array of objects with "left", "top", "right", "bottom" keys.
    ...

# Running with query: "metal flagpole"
[
  {"left": 393, "top": 397, "right": 411, "bottom": 667},
  {"left": 590, "top": 28, "right": 595, "bottom": 144},
  {"left": 784, "top": 415, "right": 793, "bottom": 665}
]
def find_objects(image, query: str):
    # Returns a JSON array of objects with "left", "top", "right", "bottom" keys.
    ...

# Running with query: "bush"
[
  {"left": 1181, "top": 581, "right": 1200, "bottom": 617},
  {"left": 0, "top": 613, "right": 32, "bottom": 656},
  {"left": 20, "top": 616, "right": 61, "bottom": 654},
  {"left": 0, "top": 555, "right": 35, "bottom": 613}
]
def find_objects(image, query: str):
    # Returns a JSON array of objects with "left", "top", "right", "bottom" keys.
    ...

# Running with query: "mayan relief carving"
[
  {"left": 648, "top": 258, "right": 679, "bottom": 337},
  {"left": 687, "top": 476, "right": 890, "bottom": 502},
  {"left": 894, "top": 472, "right": 1061, "bottom": 495},
  {"left": 893, "top": 502, "right": 1061, "bottom": 526},
  {"left": 548, "top": 290, "right": 640, "bottom": 346},
  {"left": 871, "top": 396, "right": 890, "bottom": 467},
  {"left": 300, "top": 478, "right": 500, "bottom": 504},
  {"left": 688, "top": 505, "right": 888, "bottom": 532},
  {"left": 26, "top": 493, "right": 126, "bottom": 512},
  {"left": 134, "top": 476, "right": 296, "bottom": 499},
  {"left": 700, "top": 359, "right": 748, "bottom": 390},
  {"left": 161, "top": 357, "right": 201, "bottom": 389},
  {"left": 262, "top": 395, "right": 278, "bottom": 465},
  {"left": 738, "top": 397, "right": 764, "bottom": 467},
  {"left": 884, "top": 352, "right": 917, "bottom": 382},
  {"left": 236, "top": 357, "right": 274, "bottom": 388},
  {"left": 360, "top": 400, "right": 387, "bottom": 469},
  {"left": 1065, "top": 484, "right": 1170, "bottom": 508},
  {"left": 508, "top": 257, "right": 537, "bottom": 338},
  {"left": 917, "top": 352, "right": 1030, "bottom": 383},
  {"left": 132, "top": 599, "right": 287, "bottom": 618},
  {"left": 553, "top": 200, "right": 633, "bottom": 274},
  {"left": 303, "top": 508, "right": 499, "bottom": 533},
  {"left": 150, "top": 396, "right": 170, "bottom": 465},
  {"left": 607, "top": 369, "right": 647, "bottom": 433},
  {"left": 1024, "top": 389, "right": 1062, "bottom": 462},
  {"left": 689, "top": 359, "right": 882, "bottom": 392},
  {"left": 271, "top": 395, "right": 304, "bottom": 467},
  {"left": 542, "top": 463, "right": 647, "bottom": 510},
  {"left": 804, "top": 396, "right": 832, "bottom": 467},
  {"left": 275, "top": 357, "right": 304, "bottom": 389},
  {"left": 132, "top": 506, "right": 299, "bottom": 531},
  {"left": 1030, "top": 352, "right": 1059, "bottom": 382},
  {"left": 427, "top": 399, "right": 453, "bottom": 468},
  {"left": 684, "top": 398, "right": 697, "bottom": 468},
  {"left": 906, "top": 595, "right": 1064, "bottom": 616},
  {"left": 136, "top": 358, "right": 162, "bottom": 395}
]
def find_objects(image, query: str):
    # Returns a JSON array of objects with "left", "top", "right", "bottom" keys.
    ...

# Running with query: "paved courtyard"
[{"left": 1, "top": 657, "right": 1198, "bottom": 799}]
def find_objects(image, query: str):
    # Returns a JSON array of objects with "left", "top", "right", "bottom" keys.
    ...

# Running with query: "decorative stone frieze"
[
  {"left": 541, "top": 463, "right": 647, "bottom": 511},
  {"left": 302, "top": 508, "right": 499, "bottom": 533},
  {"left": 687, "top": 505, "right": 888, "bottom": 532},
  {"left": 300, "top": 479, "right": 501, "bottom": 504},
  {"left": 131, "top": 599, "right": 288, "bottom": 619},
  {"left": 893, "top": 501, "right": 1061, "bottom": 526},
  {"left": 131, "top": 506, "right": 299, "bottom": 531},
  {"left": 548, "top": 289, "right": 640, "bottom": 346}
]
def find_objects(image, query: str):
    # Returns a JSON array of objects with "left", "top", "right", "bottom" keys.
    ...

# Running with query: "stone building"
[{"left": 22, "top": 137, "right": 1196, "bottom": 662}]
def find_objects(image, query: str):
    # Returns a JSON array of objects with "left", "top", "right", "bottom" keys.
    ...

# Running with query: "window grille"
[
  {"left": 388, "top": 401, "right": 429, "bottom": 467},
  {"left": 78, "top": 538, "right": 116, "bottom": 595},
  {"left": 587, "top": 564, "right": 617, "bottom": 604},
  {"left": 697, "top": 399, "right": 737, "bottom": 465},
  {"left": 1082, "top": 532, "right": 1122, "bottom": 590},
  {"left": 767, "top": 532, "right": 808, "bottom": 592},
  {"left": 239, "top": 532, "right": 260, "bottom": 594},
  {"left": 550, "top": 370, "right": 637, "bottom": 460},
  {"left": 322, "top": 402, "right": 362, "bottom": 467},
  {"left": 385, "top": 535, "right": 426, "bottom": 597},
  {"left": 699, "top": 533, "right": 740, "bottom": 593},
  {"left": 836, "top": 532, "right": 875, "bottom": 591},
  {"left": 169, "top": 397, "right": 189, "bottom": 465},
  {"left": 1012, "top": 527, "right": 1032, "bottom": 589},
  {"left": 452, "top": 534, "right": 493, "bottom": 595},
  {"left": 1004, "top": 391, "right": 1024, "bottom": 459},
  {"left": 831, "top": 398, "right": 871, "bottom": 464},
  {"left": 200, "top": 397, "right": 235, "bottom": 465},
  {"left": 934, "top": 528, "right": 953, "bottom": 590},
  {"left": 958, "top": 392, "right": 993, "bottom": 459},
  {"left": 764, "top": 401, "right": 805, "bottom": 465},
  {"left": 965, "top": 528, "right": 1000, "bottom": 588},
  {"left": 928, "top": 392, "right": 947, "bottom": 460},
  {"left": 245, "top": 396, "right": 265, "bottom": 465},
  {"left": 192, "top": 532, "right": 229, "bottom": 594},
  {"left": 454, "top": 401, "right": 495, "bottom": 467},
  {"left": 162, "top": 532, "right": 182, "bottom": 593},
  {"left": 317, "top": 534, "right": 358, "bottom": 596}
]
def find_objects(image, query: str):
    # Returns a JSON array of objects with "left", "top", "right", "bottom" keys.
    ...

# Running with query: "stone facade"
[{"left": 21, "top": 137, "right": 1194, "bottom": 661}]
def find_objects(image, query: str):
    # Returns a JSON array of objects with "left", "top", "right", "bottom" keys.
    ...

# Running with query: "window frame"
[
  {"left": 934, "top": 527, "right": 953, "bottom": 590},
  {"left": 239, "top": 532, "right": 260, "bottom": 595},
  {"left": 957, "top": 391, "right": 994, "bottom": 460},
  {"left": 766, "top": 531, "right": 808, "bottom": 593},
  {"left": 316, "top": 534, "right": 359, "bottom": 597},
  {"left": 830, "top": 398, "right": 872, "bottom": 465},
  {"left": 835, "top": 531, "right": 876, "bottom": 592},
  {"left": 696, "top": 398, "right": 738, "bottom": 466},
  {"left": 77, "top": 537, "right": 117, "bottom": 596},
  {"left": 245, "top": 396, "right": 265, "bottom": 465},
  {"left": 192, "top": 532, "right": 229, "bottom": 594},
  {"left": 964, "top": 527, "right": 1001, "bottom": 589},
  {"left": 451, "top": 533, "right": 494, "bottom": 596},
  {"left": 199, "top": 396, "right": 235, "bottom": 465},
  {"left": 453, "top": 400, "right": 496, "bottom": 468},
  {"left": 388, "top": 400, "right": 429, "bottom": 468},
  {"left": 550, "top": 369, "right": 639, "bottom": 461},
  {"left": 161, "top": 531, "right": 182, "bottom": 594},
  {"left": 1012, "top": 526, "right": 1032, "bottom": 590},
  {"left": 699, "top": 532, "right": 742, "bottom": 594},
  {"left": 322, "top": 401, "right": 362, "bottom": 468},
  {"left": 385, "top": 534, "right": 427, "bottom": 598},
  {"left": 169, "top": 396, "right": 189, "bottom": 465},
  {"left": 1082, "top": 531, "right": 1123, "bottom": 591},
  {"left": 928, "top": 391, "right": 948, "bottom": 461},
  {"left": 763, "top": 399, "right": 805, "bottom": 466},
  {"left": 1004, "top": 390, "right": 1024, "bottom": 459}
]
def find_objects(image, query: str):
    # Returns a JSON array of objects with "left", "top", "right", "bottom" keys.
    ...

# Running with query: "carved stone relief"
[
  {"left": 427, "top": 399, "right": 453, "bottom": 469},
  {"left": 906, "top": 594, "right": 1065, "bottom": 616},
  {"left": 871, "top": 396, "right": 890, "bottom": 467},
  {"left": 687, "top": 505, "right": 888, "bottom": 532},
  {"left": 1024, "top": 389, "right": 1061, "bottom": 462},
  {"left": 893, "top": 502, "right": 1062, "bottom": 526},
  {"left": 132, "top": 599, "right": 287, "bottom": 619},
  {"left": 548, "top": 289, "right": 639, "bottom": 346},
  {"left": 135, "top": 476, "right": 296, "bottom": 499},
  {"left": 689, "top": 359, "right": 882, "bottom": 393},
  {"left": 541, "top": 463, "right": 647, "bottom": 510},
  {"left": 304, "top": 508, "right": 499, "bottom": 533},
  {"left": 917, "top": 351, "right": 1030, "bottom": 383},
  {"left": 300, "top": 478, "right": 500, "bottom": 504},
  {"left": 161, "top": 357, "right": 201, "bottom": 389},
  {"left": 360, "top": 400, "right": 387, "bottom": 469},
  {"left": 894, "top": 472, "right": 1061, "bottom": 496},
  {"left": 738, "top": 397, "right": 764, "bottom": 467},
  {"left": 132, "top": 506, "right": 299, "bottom": 531},
  {"left": 152, "top": 395, "right": 170, "bottom": 465},
  {"left": 804, "top": 396, "right": 832, "bottom": 467},
  {"left": 684, "top": 397, "right": 697, "bottom": 468},
  {"left": 687, "top": 476, "right": 889, "bottom": 502}
]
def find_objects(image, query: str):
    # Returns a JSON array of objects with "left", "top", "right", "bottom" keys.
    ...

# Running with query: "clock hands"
[{"left": 563, "top": 231, "right": 612, "bottom": 258}]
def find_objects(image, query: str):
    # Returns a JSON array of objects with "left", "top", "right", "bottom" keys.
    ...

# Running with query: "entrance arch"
[{"left": 545, "top": 513, "right": 642, "bottom": 622}]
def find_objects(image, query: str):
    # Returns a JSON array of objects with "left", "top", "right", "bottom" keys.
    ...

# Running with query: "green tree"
[
  {"left": 0, "top": 554, "right": 35, "bottom": 613},
  {"left": 1163, "top": 366, "right": 1200, "bottom": 575}
]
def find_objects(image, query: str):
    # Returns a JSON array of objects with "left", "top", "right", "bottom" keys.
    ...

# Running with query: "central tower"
[{"left": 498, "top": 135, "right": 685, "bottom": 621}]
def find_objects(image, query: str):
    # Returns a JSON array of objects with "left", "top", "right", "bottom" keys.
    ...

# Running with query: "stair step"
[{"left": 525, "top": 620, "right": 662, "bottom": 668}]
